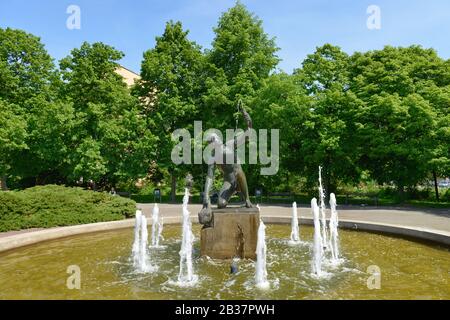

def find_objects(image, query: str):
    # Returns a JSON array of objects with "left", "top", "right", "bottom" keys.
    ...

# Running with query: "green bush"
[
  {"left": 0, "top": 185, "right": 136, "bottom": 232},
  {"left": 442, "top": 189, "right": 450, "bottom": 202}
]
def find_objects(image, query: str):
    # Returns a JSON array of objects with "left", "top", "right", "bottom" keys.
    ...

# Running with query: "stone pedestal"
[{"left": 200, "top": 207, "right": 260, "bottom": 260}]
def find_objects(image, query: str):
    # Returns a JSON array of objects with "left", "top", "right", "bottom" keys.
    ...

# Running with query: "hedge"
[{"left": 0, "top": 185, "right": 136, "bottom": 232}]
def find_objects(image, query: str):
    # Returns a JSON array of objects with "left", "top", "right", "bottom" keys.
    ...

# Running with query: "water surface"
[{"left": 0, "top": 224, "right": 448, "bottom": 299}]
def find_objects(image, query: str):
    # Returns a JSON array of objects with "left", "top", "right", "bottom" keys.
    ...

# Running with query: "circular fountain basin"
[{"left": 0, "top": 224, "right": 448, "bottom": 299}]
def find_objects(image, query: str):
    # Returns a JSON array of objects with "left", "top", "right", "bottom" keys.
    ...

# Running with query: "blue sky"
[{"left": 1, "top": 0, "right": 450, "bottom": 74}]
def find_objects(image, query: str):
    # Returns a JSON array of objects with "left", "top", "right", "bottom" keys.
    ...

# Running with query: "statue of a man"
[{"left": 198, "top": 101, "right": 254, "bottom": 226}]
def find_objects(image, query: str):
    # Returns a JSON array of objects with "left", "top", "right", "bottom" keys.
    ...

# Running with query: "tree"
[
  {"left": 350, "top": 46, "right": 449, "bottom": 198},
  {"left": 0, "top": 28, "right": 61, "bottom": 188},
  {"left": 0, "top": 99, "right": 27, "bottom": 190},
  {"left": 350, "top": 46, "right": 449, "bottom": 99},
  {"left": 415, "top": 58, "right": 450, "bottom": 201},
  {"left": 354, "top": 94, "right": 436, "bottom": 196},
  {"left": 251, "top": 73, "right": 310, "bottom": 191},
  {"left": 137, "top": 21, "right": 205, "bottom": 201},
  {"left": 0, "top": 28, "right": 58, "bottom": 107},
  {"left": 206, "top": 2, "right": 279, "bottom": 129},
  {"left": 19, "top": 97, "right": 75, "bottom": 185},
  {"left": 293, "top": 45, "right": 362, "bottom": 194},
  {"left": 424, "top": 88, "right": 450, "bottom": 200},
  {"left": 60, "top": 42, "right": 156, "bottom": 187}
]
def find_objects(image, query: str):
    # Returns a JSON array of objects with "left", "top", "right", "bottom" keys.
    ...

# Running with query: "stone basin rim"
[{"left": 0, "top": 215, "right": 449, "bottom": 254}]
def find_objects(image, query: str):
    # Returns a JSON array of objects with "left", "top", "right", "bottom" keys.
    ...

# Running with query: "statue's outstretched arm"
[
  {"left": 240, "top": 103, "right": 252, "bottom": 129},
  {"left": 234, "top": 103, "right": 253, "bottom": 146}
]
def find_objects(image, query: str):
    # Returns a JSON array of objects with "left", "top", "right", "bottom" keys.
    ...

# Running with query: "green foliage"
[
  {"left": 1, "top": 4, "right": 450, "bottom": 207},
  {"left": 0, "top": 185, "right": 136, "bottom": 232},
  {"left": 0, "top": 99, "right": 27, "bottom": 178},
  {"left": 349, "top": 46, "right": 449, "bottom": 192},
  {"left": 0, "top": 31, "right": 156, "bottom": 189},
  {"left": 16, "top": 97, "right": 74, "bottom": 182},
  {"left": 292, "top": 45, "right": 362, "bottom": 192},
  {"left": 60, "top": 42, "right": 128, "bottom": 110},
  {"left": 206, "top": 2, "right": 279, "bottom": 128},
  {"left": 138, "top": 21, "right": 204, "bottom": 158},
  {"left": 355, "top": 93, "right": 436, "bottom": 190},
  {"left": 137, "top": 21, "right": 206, "bottom": 198},
  {"left": 0, "top": 28, "right": 61, "bottom": 187},
  {"left": 0, "top": 28, "right": 58, "bottom": 106},
  {"left": 60, "top": 42, "right": 156, "bottom": 185},
  {"left": 443, "top": 188, "right": 450, "bottom": 202},
  {"left": 251, "top": 73, "right": 310, "bottom": 188}
]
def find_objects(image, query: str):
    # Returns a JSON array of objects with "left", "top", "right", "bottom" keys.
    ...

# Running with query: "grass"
[{"left": 0, "top": 185, "right": 136, "bottom": 232}]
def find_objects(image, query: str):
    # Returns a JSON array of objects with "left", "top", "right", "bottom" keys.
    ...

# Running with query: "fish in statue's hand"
[{"left": 198, "top": 204, "right": 212, "bottom": 227}]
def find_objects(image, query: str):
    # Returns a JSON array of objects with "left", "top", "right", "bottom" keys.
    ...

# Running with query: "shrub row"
[{"left": 0, "top": 185, "right": 136, "bottom": 232}]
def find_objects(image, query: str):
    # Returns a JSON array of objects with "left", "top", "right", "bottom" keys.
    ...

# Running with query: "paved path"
[{"left": 138, "top": 203, "right": 450, "bottom": 234}]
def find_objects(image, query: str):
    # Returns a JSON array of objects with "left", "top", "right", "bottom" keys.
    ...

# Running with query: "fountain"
[
  {"left": 289, "top": 202, "right": 300, "bottom": 244},
  {"left": 3, "top": 221, "right": 449, "bottom": 299},
  {"left": 311, "top": 198, "right": 323, "bottom": 276},
  {"left": 255, "top": 219, "right": 269, "bottom": 289},
  {"left": 318, "top": 166, "right": 328, "bottom": 250},
  {"left": 138, "top": 215, "right": 152, "bottom": 272},
  {"left": 1, "top": 100, "right": 448, "bottom": 299},
  {"left": 129, "top": 169, "right": 340, "bottom": 288},
  {"left": 158, "top": 217, "right": 164, "bottom": 246},
  {"left": 2, "top": 181, "right": 449, "bottom": 299},
  {"left": 177, "top": 188, "right": 197, "bottom": 285},
  {"left": 151, "top": 203, "right": 164, "bottom": 247},
  {"left": 131, "top": 210, "right": 156, "bottom": 273},
  {"left": 328, "top": 193, "right": 340, "bottom": 263},
  {"left": 131, "top": 210, "right": 142, "bottom": 267}
]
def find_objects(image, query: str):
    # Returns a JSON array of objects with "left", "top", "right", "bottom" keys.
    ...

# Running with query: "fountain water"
[
  {"left": 328, "top": 193, "right": 340, "bottom": 263},
  {"left": 158, "top": 217, "right": 164, "bottom": 245},
  {"left": 177, "top": 188, "right": 197, "bottom": 284},
  {"left": 318, "top": 166, "right": 328, "bottom": 249},
  {"left": 132, "top": 210, "right": 142, "bottom": 266},
  {"left": 311, "top": 198, "right": 323, "bottom": 276},
  {"left": 131, "top": 210, "right": 156, "bottom": 273},
  {"left": 289, "top": 202, "right": 300, "bottom": 244},
  {"left": 255, "top": 219, "right": 269, "bottom": 289},
  {"left": 138, "top": 215, "right": 152, "bottom": 272},
  {"left": 151, "top": 203, "right": 164, "bottom": 247}
]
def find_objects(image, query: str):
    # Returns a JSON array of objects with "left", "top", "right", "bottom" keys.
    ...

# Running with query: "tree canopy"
[
  {"left": 206, "top": 2, "right": 280, "bottom": 128},
  {"left": 1, "top": 2, "right": 449, "bottom": 202},
  {"left": 60, "top": 42, "right": 156, "bottom": 186}
]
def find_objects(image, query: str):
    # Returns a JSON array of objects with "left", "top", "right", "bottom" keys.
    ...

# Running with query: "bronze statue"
[{"left": 198, "top": 101, "right": 254, "bottom": 226}]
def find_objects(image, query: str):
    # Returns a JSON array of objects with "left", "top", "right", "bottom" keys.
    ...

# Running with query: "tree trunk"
[
  {"left": 1, "top": 174, "right": 8, "bottom": 191},
  {"left": 171, "top": 172, "right": 177, "bottom": 203},
  {"left": 433, "top": 170, "right": 439, "bottom": 202}
]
